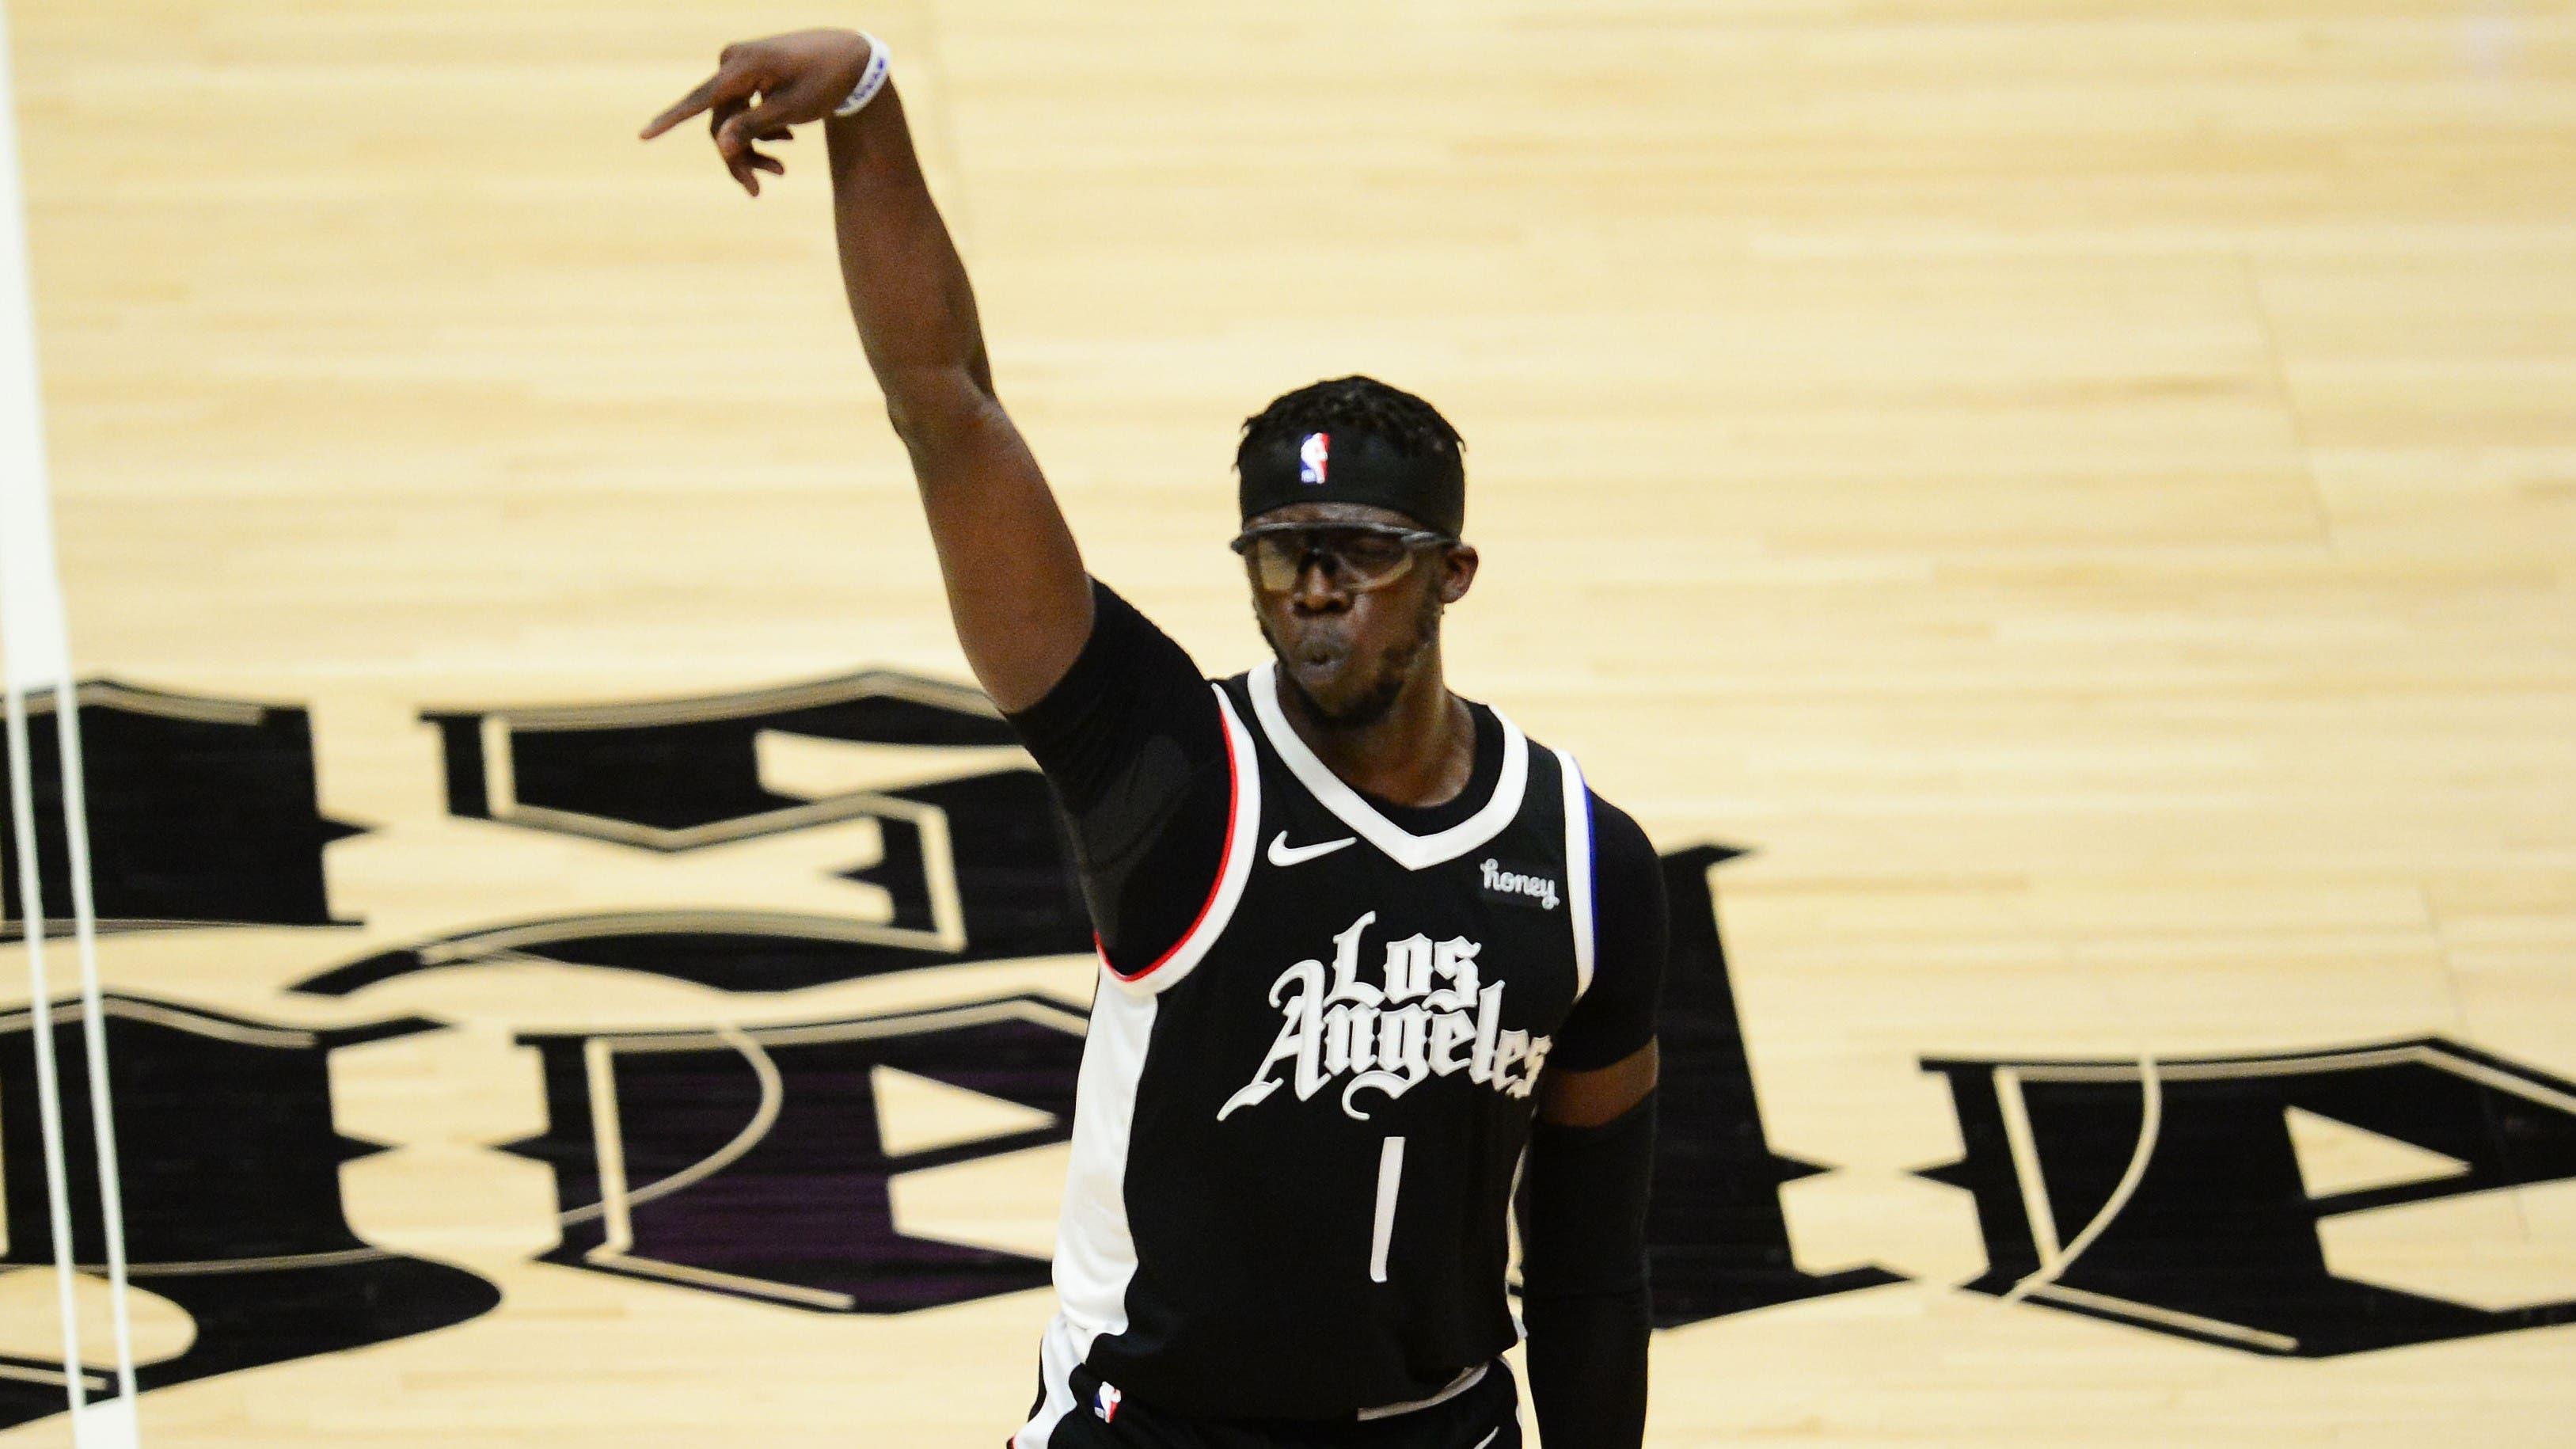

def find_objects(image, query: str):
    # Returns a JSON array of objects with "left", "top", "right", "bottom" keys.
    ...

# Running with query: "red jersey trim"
[{"left": 1100, "top": 683, "right": 1247, "bottom": 983}]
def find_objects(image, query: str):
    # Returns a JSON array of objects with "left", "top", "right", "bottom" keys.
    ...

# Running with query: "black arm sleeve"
[
  {"left": 1518, "top": 1092, "right": 1656, "bottom": 1449},
  {"left": 997, "top": 576, "right": 1233, "bottom": 973},
  {"left": 1548, "top": 794, "right": 1667, "bottom": 1071}
]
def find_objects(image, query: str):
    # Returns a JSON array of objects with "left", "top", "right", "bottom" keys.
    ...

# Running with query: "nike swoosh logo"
[
  {"left": 1471, "top": 1430, "right": 1500, "bottom": 1449},
  {"left": 1267, "top": 831, "right": 1357, "bottom": 867}
]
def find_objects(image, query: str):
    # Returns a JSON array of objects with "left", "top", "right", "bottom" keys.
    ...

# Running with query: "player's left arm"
[{"left": 1518, "top": 793, "right": 1666, "bottom": 1449}]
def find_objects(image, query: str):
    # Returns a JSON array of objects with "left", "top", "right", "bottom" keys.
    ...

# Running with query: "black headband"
[{"left": 1237, "top": 428, "right": 1465, "bottom": 538}]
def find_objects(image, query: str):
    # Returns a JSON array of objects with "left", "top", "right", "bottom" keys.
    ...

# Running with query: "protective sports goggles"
[{"left": 1229, "top": 521, "right": 1455, "bottom": 594}]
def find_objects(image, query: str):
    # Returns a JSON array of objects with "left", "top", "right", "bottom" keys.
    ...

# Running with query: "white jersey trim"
[
  {"left": 1555, "top": 747, "right": 1597, "bottom": 1003},
  {"left": 1011, "top": 1313, "right": 1085, "bottom": 1447},
  {"left": 1248, "top": 658, "right": 1528, "bottom": 872},
  {"left": 1100, "top": 683, "right": 1260, "bottom": 996},
  {"left": 1040, "top": 969, "right": 1157, "bottom": 1386}
]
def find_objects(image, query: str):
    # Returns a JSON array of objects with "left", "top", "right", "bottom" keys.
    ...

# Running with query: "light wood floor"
[{"left": 4, "top": 0, "right": 2574, "bottom": 1443}]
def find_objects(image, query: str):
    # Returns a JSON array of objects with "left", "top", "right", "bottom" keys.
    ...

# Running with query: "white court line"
[
  {"left": 0, "top": 1363, "right": 111, "bottom": 1392},
  {"left": 1992, "top": 1068, "right": 2064, "bottom": 1268},
  {"left": 0, "top": 3, "right": 143, "bottom": 1440},
  {"left": 2027, "top": 1281, "right": 2297, "bottom": 1354},
  {"left": 2000, "top": 1055, "right": 2164, "bottom": 1308},
  {"left": 2, "top": 680, "right": 91, "bottom": 1426},
  {"left": 570, "top": 1025, "right": 857, "bottom": 1308}
]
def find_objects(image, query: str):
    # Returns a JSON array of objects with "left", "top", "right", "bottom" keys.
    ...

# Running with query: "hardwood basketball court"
[{"left": 2, "top": 0, "right": 2570, "bottom": 1443}]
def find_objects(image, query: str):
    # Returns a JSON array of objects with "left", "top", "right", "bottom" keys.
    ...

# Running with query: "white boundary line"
[
  {"left": 0, "top": 6, "right": 143, "bottom": 1441},
  {"left": 2, "top": 670, "right": 91, "bottom": 1427}
]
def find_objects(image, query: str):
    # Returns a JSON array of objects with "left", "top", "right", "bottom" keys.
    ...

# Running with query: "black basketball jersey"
[{"left": 1015, "top": 656, "right": 1598, "bottom": 1441}]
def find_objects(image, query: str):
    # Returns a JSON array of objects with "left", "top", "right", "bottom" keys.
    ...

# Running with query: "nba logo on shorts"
[
  {"left": 1297, "top": 431, "right": 1330, "bottom": 485},
  {"left": 1092, "top": 1382, "right": 1123, "bottom": 1424}
]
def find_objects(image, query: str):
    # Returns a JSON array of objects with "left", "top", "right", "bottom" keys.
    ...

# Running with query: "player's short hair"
[{"left": 1236, "top": 376, "right": 1465, "bottom": 476}]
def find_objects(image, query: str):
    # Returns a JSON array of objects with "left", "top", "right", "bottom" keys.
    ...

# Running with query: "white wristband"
[{"left": 832, "top": 33, "right": 893, "bottom": 116}]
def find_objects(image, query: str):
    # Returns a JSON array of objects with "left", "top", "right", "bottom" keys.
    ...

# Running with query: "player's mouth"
[
  {"left": 1282, "top": 637, "right": 1351, "bottom": 691},
  {"left": 1289, "top": 633, "right": 1346, "bottom": 670}
]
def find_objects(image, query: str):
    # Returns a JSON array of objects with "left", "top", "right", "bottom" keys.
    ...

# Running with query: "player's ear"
[{"left": 1437, "top": 542, "right": 1478, "bottom": 604}]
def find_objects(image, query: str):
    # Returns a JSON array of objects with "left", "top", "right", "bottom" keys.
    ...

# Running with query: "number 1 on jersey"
[{"left": 1370, "top": 1135, "right": 1406, "bottom": 1283}]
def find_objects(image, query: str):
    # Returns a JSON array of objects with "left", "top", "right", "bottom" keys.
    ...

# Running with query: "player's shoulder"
[
  {"left": 1478, "top": 704, "right": 1658, "bottom": 874},
  {"left": 1582, "top": 787, "right": 1659, "bottom": 879}
]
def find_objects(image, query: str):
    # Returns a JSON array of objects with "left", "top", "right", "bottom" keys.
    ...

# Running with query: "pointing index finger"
[{"left": 639, "top": 67, "right": 742, "bottom": 140}]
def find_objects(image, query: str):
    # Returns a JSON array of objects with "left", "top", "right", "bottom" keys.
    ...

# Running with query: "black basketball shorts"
[{"left": 1028, "top": 1359, "right": 1522, "bottom": 1449}]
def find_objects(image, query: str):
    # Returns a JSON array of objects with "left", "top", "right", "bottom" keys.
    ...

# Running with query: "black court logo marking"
[
  {"left": 1646, "top": 845, "right": 1901, "bottom": 1325},
  {"left": 0, "top": 682, "right": 362, "bottom": 937},
  {"left": 0, "top": 995, "right": 499, "bottom": 1431},
  {"left": 511, "top": 995, "right": 1085, "bottom": 1313},
  {"left": 298, "top": 670, "right": 1091, "bottom": 996},
  {"left": 1924, "top": 1040, "right": 2576, "bottom": 1355},
  {"left": 9, "top": 671, "right": 2576, "bottom": 1432}
]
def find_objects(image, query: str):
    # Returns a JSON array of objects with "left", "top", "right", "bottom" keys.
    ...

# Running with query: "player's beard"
[{"left": 1264, "top": 583, "right": 1442, "bottom": 731}]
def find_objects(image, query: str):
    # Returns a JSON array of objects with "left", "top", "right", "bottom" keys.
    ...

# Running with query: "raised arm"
[{"left": 641, "top": 29, "right": 1092, "bottom": 712}]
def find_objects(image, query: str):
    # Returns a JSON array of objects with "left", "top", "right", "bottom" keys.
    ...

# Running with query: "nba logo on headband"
[{"left": 1297, "top": 432, "right": 1330, "bottom": 485}]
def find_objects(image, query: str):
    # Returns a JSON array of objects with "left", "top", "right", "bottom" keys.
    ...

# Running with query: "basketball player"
[{"left": 644, "top": 29, "right": 1666, "bottom": 1448}]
